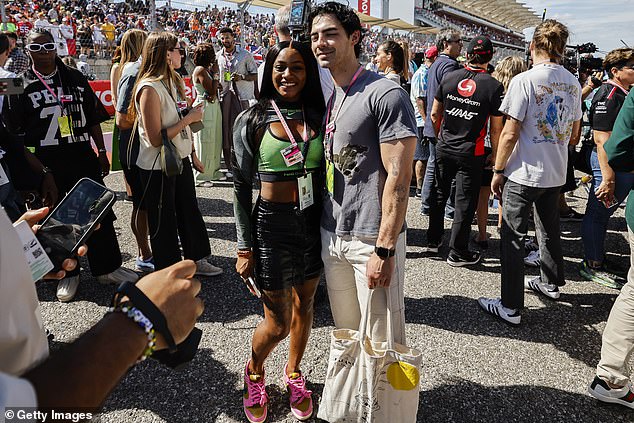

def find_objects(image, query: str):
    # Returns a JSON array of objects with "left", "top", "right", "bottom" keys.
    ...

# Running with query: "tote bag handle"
[{"left": 358, "top": 288, "right": 395, "bottom": 350}]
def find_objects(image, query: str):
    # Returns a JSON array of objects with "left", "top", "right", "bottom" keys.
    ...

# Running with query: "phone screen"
[
  {"left": 36, "top": 178, "right": 116, "bottom": 269},
  {"left": 289, "top": 1, "right": 305, "bottom": 26}
]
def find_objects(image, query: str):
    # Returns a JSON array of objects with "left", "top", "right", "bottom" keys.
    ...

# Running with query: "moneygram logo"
[{"left": 457, "top": 79, "right": 476, "bottom": 97}]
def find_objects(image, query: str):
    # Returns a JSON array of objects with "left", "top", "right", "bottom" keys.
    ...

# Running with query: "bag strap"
[{"left": 358, "top": 288, "right": 395, "bottom": 349}]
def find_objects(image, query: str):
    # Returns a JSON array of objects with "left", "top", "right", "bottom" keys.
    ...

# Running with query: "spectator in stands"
[
  {"left": 411, "top": 46, "right": 438, "bottom": 198},
  {"left": 375, "top": 40, "right": 407, "bottom": 85},
  {"left": 191, "top": 43, "right": 224, "bottom": 185},
  {"left": 479, "top": 20, "right": 582, "bottom": 325},
  {"left": 3, "top": 31, "right": 29, "bottom": 75},
  {"left": 59, "top": 17, "right": 75, "bottom": 57},
  {"left": 421, "top": 28, "right": 462, "bottom": 219},
  {"left": 91, "top": 17, "right": 105, "bottom": 59},
  {"left": 587, "top": 89, "right": 634, "bottom": 410},
  {"left": 580, "top": 47, "right": 634, "bottom": 288},
  {"left": 77, "top": 20, "right": 93, "bottom": 58},
  {"left": 217, "top": 26, "right": 258, "bottom": 177},
  {"left": 102, "top": 19, "right": 116, "bottom": 56},
  {"left": 426, "top": 36, "right": 504, "bottom": 266},
  {"left": 3, "top": 28, "right": 139, "bottom": 301},
  {"left": 130, "top": 31, "right": 221, "bottom": 276}
]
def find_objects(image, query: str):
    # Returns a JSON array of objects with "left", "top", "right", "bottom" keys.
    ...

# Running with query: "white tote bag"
[{"left": 317, "top": 289, "right": 422, "bottom": 422}]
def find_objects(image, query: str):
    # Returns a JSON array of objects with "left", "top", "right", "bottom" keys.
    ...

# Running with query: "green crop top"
[{"left": 257, "top": 126, "right": 324, "bottom": 182}]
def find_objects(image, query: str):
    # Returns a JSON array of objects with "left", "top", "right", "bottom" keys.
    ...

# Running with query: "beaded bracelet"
[{"left": 108, "top": 303, "right": 157, "bottom": 363}]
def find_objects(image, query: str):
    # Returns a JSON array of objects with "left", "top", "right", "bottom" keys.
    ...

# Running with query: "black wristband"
[
  {"left": 374, "top": 246, "right": 396, "bottom": 259},
  {"left": 492, "top": 168, "right": 505, "bottom": 175},
  {"left": 114, "top": 282, "right": 178, "bottom": 353}
]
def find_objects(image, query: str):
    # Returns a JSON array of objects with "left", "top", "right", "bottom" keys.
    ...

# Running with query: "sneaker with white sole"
[
  {"left": 524, "top": 236, "right": 539, "bottom": 252},
  {"left": 524, "top": 276, "right": 560, "bottom": 300},
  {"left": 477, "top": 297, "right": 521, "bottom": 325},
  {"left": 588, "top": 376, "right": 634, "bottom": 409},
  {"left": 524, "top": 250, "right": 541, "bottom": 267},
  {"left": 135, "top": 256, "right": 155, "bottom": 273},
  {"left": 57, "top": 275, "right": 80, "bottom": 302},
  {"left": 96, "top": 267, "right": 139, "bottom": 285},
  {"left": 195, "top": 259, "right": 223, "bottom": 277},
  {"left": 447, "top": 250, "right": 481, "bottom": 267}
]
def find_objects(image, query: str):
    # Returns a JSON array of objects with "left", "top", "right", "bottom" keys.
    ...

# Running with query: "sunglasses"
[
  {"left": 26, "top": 43, "right": 56, "bottom": 52},
  {"left": 448, "top": 39, "right": 463, "bottom": 44}
]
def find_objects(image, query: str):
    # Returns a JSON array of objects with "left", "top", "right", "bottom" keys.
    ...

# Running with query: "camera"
[
  {"left": 563, "top": 43, "right": 603, "bottom": 74},
  {"left": 288, "top": 0, "right": 312, "bottom": 41}
]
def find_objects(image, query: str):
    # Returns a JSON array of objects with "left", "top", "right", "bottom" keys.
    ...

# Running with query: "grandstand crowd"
[{"left": 1, "top": 0, "right": 634, "bottom": 421}]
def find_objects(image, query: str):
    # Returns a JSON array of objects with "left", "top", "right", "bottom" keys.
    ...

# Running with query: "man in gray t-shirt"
[{"left": 309, "top": 2, "right": 417, "bottom": 345}]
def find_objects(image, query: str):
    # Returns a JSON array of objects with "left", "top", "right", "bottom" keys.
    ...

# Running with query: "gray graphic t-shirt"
[{"left": 322, "top": 70, "right": 417, "bottom": 238}]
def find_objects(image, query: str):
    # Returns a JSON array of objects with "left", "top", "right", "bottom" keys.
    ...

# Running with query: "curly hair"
[{"left": 191, "top": 43, "right": 217, "bottom": 68}]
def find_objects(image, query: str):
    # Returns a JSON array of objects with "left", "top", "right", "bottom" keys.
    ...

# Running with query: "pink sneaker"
[
  {"left": 243, "top": 360, "right": 268, "bottom": 423},
  {"left": 283, "top": 363, "right": 313, "bottom": 421}
]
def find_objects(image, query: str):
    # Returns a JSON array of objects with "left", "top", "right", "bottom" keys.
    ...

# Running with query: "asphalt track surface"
[{"left": 37, "top": 172, "right": 633, "bottom": 422}]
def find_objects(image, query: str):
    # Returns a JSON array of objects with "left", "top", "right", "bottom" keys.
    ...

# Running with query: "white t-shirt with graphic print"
[{"left": 500, "top": 63, "right": 582, "bottom": 188}]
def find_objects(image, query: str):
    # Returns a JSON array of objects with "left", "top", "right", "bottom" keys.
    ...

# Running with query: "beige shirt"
[
  {"left": 134, "top": 78, "right": 192, "bottom": 171},
  {"left": 0, "top": 209, "right": 49, "bottom": 377}
]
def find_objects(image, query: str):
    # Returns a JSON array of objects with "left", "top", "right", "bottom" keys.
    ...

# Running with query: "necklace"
[{"left": 38, "top": 67, "right": 58, "bottom": 80}]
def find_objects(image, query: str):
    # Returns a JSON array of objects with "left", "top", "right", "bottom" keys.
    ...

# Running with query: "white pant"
[
  {"left": 596, "top": 227, "right": 634, "bottom": 386},
  {"left": 321, "top": 230, "right": 406, "bottom": 344}
]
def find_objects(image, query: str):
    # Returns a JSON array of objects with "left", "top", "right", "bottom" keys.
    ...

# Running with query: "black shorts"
[
  {"left": 253, "top": 198, "right": 323, "bottom": 291},
  {"left": 122, "top": 164, "right": 145, "bottom": 209},
  {"left": 481, "top": 147, "right": 493, "bottom": 187}
]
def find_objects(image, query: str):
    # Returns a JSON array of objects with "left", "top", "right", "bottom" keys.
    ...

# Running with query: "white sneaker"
[
  {"left": 195, "top": 259, "right": 223, "bottom": 277},
  {"left": 57, "top": 276, "right": 80, "bottom": 302},
  {"left": 588, "top": 376, "right": 634, "bottom": 409},
  {"left": 96, "top": 267, "right": 139, "bottom": 285},
  {"left": 524, "top": 250, "right": 541, "bottom": 267},
  {"left": 478, "top": 297, "right": 521, "bottom": 325},
  {"left": 524, "top": 276, "right": 560, "bottom": 300}
]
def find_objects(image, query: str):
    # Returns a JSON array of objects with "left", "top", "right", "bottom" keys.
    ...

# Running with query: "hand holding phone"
[
  {"left": 244, "top": 276, "right": 262, "bottom": 298},
  {"left": 36, "top": 178, "right": 116, "bottom": 271}
]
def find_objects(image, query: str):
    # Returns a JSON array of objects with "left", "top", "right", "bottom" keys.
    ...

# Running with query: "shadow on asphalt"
[
  {"left": 417, "top": 377, "right": 632, "bottom": 422},
  {"left": 404, "top": 292, "right": 617, "bottom": 368}
]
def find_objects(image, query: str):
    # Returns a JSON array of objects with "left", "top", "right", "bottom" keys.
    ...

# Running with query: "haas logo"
[{"left": 457, "top": 79, "right": 477, "bottom": 97}]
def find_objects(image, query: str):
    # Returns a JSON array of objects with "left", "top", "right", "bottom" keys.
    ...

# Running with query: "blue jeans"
[
  {"left": 421, "top": 140, "right": 455, "bottom": 217},
  {"left": 582, "top": 148, "right": 634, "bottom": 263}
]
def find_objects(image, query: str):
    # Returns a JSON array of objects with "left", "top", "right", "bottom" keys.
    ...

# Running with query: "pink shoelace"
[
  {"left": 287, "top": 374, "right": 312, "bottom": 405},
  {"left": 245, "top": 376, "right": 268, "bottom": 408}
]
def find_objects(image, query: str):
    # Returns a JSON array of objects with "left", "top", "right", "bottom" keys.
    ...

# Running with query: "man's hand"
[
  {"left": 135, "top": 260, "right": 204, "bottom": 349},
  {"left": 366, "top": 253, "right": 394, "bottom": 289},
  {"left": 98, "top": 152, "right": 110, "bottom": 177},
  {"left": 491, "top": 173, "right": 506, "bottom": 204},
  {"left": 595, "top": 179, "right": 615, "bottom": 204},
  {"left": 17, "top": 207, "right": 88, "bottom": 279},
  {"left": 41, "top": 173, "right": 59, "bottom": 207}
]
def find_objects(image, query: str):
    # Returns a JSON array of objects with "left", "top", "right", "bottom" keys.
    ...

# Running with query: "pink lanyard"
[
  {"left": 270, "top": 99, "right": 307, "bottom": 148},
  {"left": 324, "top": 65, "right": 364, "bottom": 127},
  {"left": 32, "top": 66, "right": 66, "bottom": 113},
  {"left": 606, "top": 80, "right": 629, "bottom": 96}
]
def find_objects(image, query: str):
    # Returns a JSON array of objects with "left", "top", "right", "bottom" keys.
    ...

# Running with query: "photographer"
[
  {"left": 130, "top": 32, "right": 221, "bottom": 276},
  {"left": 0, "top": 207, "right": 203, "bottom": 411},
  {"left": 580, "top": 47, "right": 634, "bottom": 288}
]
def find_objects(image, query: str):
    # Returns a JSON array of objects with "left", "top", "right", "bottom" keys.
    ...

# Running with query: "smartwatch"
[
  {"left": 374, "top": 246, "right": 396, "bottom": 259},
  {"left": 492, "top": 168, "right": 505, "bottom": 175}
]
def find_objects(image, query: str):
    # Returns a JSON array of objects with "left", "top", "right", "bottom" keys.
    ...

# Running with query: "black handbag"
[{"left": 160, "top": 128, "right": 183, "bottom": 177}]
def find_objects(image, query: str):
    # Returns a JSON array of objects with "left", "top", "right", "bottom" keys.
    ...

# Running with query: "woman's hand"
[
  {"left": 236, "top": 251, "right": 254, "bottom": 280},
  {"left": 40, "top": 173, "right": 59, "bottom": 207},
  {"left": 191, "top": 153, "right": 205, "bottom": 173},
  {"left": 185, "top": 104, "right": 204, "bottom": 125}
]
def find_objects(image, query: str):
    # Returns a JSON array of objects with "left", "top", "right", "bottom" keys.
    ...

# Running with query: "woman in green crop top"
[{"left": 232, "top": 41, "right": 325, "bottom": 422}]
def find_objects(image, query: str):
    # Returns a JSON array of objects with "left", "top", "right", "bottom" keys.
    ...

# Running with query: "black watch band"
[
  {"left": 492, "top": 168, "right": 505, "bottom": 175},
  {"left": 374, "top": 246, "right": 396, "bottom": 259}
]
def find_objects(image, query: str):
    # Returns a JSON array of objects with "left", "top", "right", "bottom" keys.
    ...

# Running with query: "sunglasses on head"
[{"left": 26, "top": 43, "right": 56, "bottom": 52}]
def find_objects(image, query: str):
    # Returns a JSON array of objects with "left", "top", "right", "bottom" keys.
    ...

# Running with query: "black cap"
[{"left": 467, "top": 36, "right": 493, "bottom": 56}]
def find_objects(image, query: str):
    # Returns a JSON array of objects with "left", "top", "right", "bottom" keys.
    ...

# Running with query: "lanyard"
[
  {"left": 32, "top": 66, "right": 66, "bottom": 113},
  {"left": 324, "top": 65, "right": 364, "bottom": 159},
  {"left": 270, "top": 99, "right": 311, "bottom": 168},
  {"left": 464, "top": 65, "right": 486, "bottom": 73},
  {"left": 270, "top": 100, "right": 307, "bottom": 147},
  {"left": 223, "top": 49, "right": 234, "bottom": 71}
]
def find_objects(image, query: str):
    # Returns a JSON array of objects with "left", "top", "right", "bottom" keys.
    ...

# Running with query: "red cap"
[{"left": 425, "top": 45, "right": 438, "bottom": 59}]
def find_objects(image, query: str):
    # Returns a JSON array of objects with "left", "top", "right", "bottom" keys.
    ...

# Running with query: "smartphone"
[
  {"left": 0, "top": 77, "right": 24, "bottom": 96},
  {"left": 36, "top": 178, "right": 116, "bottom": 271},
  {"left": 246, "top": 276, "right": 262, "bottom": 298},
  {"left": 288, "top": 0, "right": 306, "bottom": 28}
]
